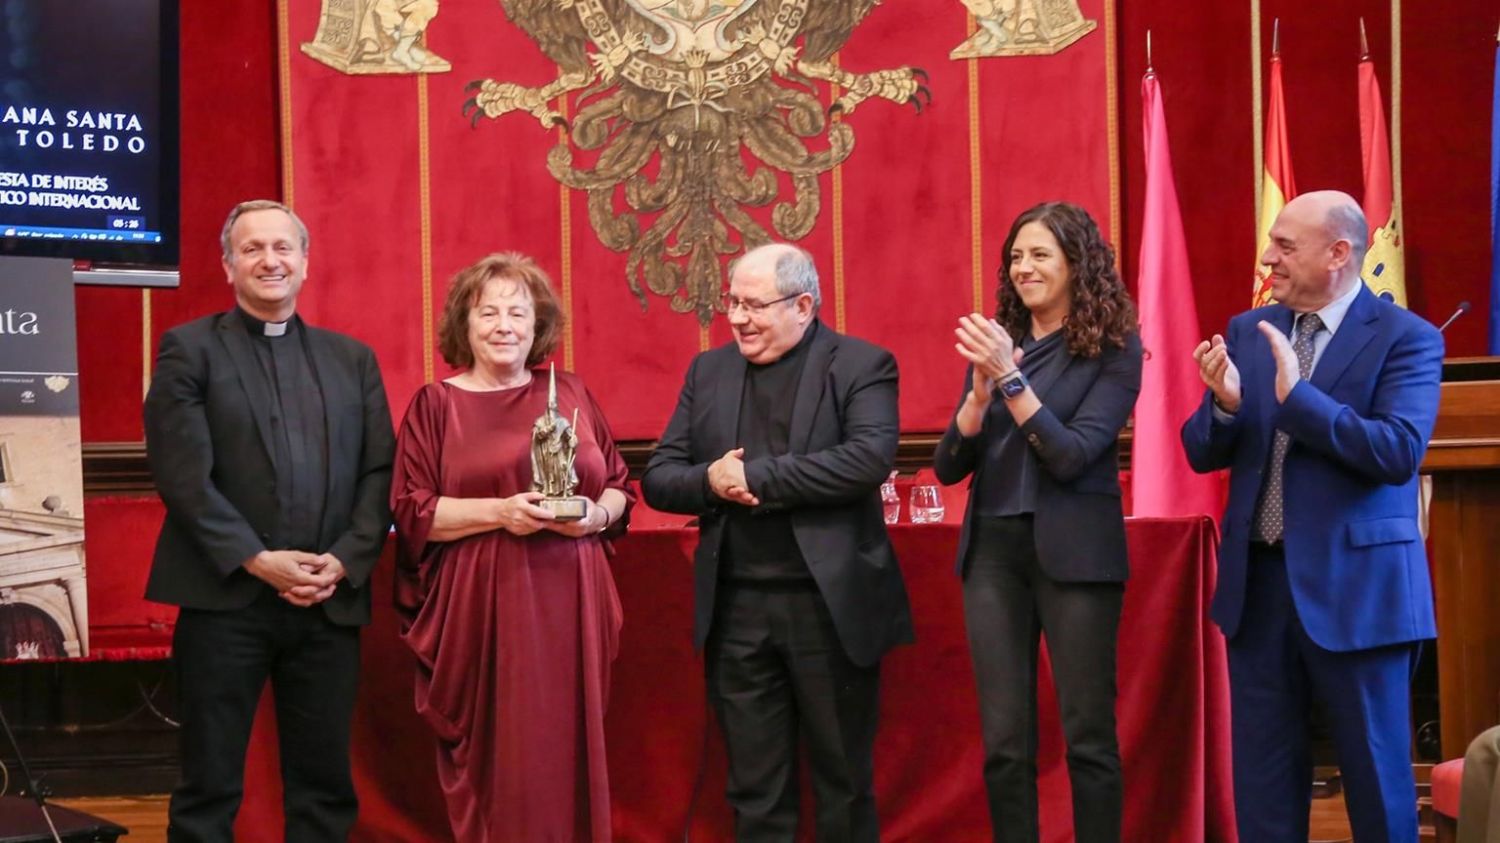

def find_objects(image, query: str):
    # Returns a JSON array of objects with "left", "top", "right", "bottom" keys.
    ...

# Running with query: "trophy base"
[{"left": 539, "top": 496, "right": 588, "bottom": 522}]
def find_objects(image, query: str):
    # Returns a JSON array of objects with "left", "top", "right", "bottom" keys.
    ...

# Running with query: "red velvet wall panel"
[
  {"left": 75, "top": 1, "right": 282, "bottom": 442},
  {"left": 1118, "top": 1, "right": 1494, "bottom": 355},
  {"left": 280, "top": 0, "right": 1115, "bottom": 438},
  {"left": 1399, "top": 2, "right": 1494, "bottom": 355},
  {"left": 73, "top": 1, "right": 1499, "bottom": 444}
]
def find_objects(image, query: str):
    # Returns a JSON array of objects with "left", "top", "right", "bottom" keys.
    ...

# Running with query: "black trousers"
[
  {"left": 705, "top": 584, "right": 882, "bottom": 843},
  {"left": 962, "top": 515, "right": 1124, "bottom": 843},
  {"left": 168, "top": 588, "right": 361, "bottom": 843}
]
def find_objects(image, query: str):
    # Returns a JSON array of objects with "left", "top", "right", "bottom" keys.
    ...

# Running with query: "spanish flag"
[
  {"left": 1253, "top": 52, "right": 1296, "bottom": 306},
  {"left": 1359, "top": 51, "right": 1407, "bottom": 306}
]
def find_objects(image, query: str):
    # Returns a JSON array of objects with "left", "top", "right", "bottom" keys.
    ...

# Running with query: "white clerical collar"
[{"left": 237, "top": 306, "right": 292, "bottom": 337}]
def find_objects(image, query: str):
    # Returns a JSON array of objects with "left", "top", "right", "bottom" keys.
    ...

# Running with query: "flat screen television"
[{"left": 0, "top": 0, "right": 179, "bottom": 282}]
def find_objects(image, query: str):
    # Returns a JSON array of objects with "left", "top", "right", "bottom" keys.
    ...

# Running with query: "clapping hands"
[
  {"left": 1192, "top": 334, "right": 1242, "bottom": 413},
  {"left": 954, "top": 314, "right": 1024, "bottom": 409},
  {"left": 1256, "top": 320, "right": 1301, "bottom": 403}
]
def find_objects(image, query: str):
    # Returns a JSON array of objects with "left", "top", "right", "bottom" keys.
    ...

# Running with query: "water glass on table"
[
  {"left": 909, "top": 484, "right": 944, "bottom": 524},
  {"left": 880, "top": 471, "right": 900, "bottom": 524}
]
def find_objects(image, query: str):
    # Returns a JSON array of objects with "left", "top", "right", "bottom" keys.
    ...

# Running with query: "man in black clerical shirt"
[
  {"left": 643, "top": 243, "right": 912, "bottom": 842},
  {"left": 144, "top": 200, "right": 394, "bottom": 842}
]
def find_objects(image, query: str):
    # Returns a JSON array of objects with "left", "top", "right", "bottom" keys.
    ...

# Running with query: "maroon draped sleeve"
[
  {"left": 573, "top": 375, "right": 636, "bottom": 544},
  {"left": 389, "top": 383, "right": 448, "bottom": 629}
]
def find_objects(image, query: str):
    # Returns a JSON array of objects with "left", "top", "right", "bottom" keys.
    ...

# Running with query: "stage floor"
[{"left": 51, "top": 794, "right": 1363, "bottom": 843}]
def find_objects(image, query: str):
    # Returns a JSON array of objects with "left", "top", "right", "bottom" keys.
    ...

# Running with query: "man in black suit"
[
  {"left": 144, "top": 200, "right": 395, "bottom": 842},
  {"left": 642, "top": 243, "right": 912, "bottom": 842}
]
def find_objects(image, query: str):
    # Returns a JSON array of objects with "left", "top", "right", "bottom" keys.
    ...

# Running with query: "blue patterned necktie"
[{"left": 1253, "top": 313, "right": 1324, "bottom": 544}]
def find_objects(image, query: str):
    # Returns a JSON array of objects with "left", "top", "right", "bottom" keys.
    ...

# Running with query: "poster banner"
[
  {"left": 0, "top": 255, "right": 88, "bottom": 659},
  {"left": 283, "top": 0, "right": 1115, "bottom": 437}
]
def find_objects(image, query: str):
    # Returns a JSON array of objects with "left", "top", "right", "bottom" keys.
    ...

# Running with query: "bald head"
[
  {"left": 1261, "top": 190, "right": 1368, "bottom": 311},
  {"left": 1286, "top": 190, "right": 1368, "bottom": 264},
  {"left": 734, "top": 243, "right": 821, "bottom": 308},
  {"left": 726, "top": 242, "right": 820, "bottom": 364}
]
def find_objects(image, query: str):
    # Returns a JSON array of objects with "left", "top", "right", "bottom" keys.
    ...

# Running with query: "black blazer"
[
  {"left": 143, "top": 309, "right": 396, "bottom": 626},
  {"left": 641, "top": 323, "right": 914, "bottom": 667},
  {"left": 935, "top": 331, "right": 1142, "bottom": 583}
]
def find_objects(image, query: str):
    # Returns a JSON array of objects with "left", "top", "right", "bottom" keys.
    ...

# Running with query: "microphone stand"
[
  {"left": 0, "top": 700, "right": 64, "bottom": 843},
  {"left": 1437, "top": 301, "right": 1470, "bottom": 333}
]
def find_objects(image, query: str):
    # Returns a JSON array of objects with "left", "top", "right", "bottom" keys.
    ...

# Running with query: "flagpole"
[
  {"left": 1490, "top": 15, "right": 1500, "bottom": 353},
  {"left": 1390, "top": 0, "right": 1403, "bottom": 239},
  {"left": 1251, "top": 1, "right": 1264, "bottom": 224},
  {"left": 1491, "top": 18, "right": 1500, "bottom": 354}
]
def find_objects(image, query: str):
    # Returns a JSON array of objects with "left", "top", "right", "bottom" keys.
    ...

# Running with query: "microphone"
[{"left": 1437, "top": 301, "right": 1470, "bottom": 333}]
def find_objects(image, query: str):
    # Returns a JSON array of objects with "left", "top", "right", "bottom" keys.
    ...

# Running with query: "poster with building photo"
[{"left": 0, "top": 255, "right": 87, "bottom": 658}]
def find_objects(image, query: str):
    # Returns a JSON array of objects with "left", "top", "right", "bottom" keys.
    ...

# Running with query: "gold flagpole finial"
[
  {"left": 1359, "top": 18, "right": 1369, "bottom": 60},
  {"left": 1272, "top": 18, "right": 1281, "bottom": 57},
  {"left": 1146, "top": 30, "right": 1153, "bottom": 73}
]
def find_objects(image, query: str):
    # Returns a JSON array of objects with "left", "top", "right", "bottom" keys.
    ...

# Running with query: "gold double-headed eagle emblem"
[
  {"left": 301, "top": 0, "right": 1095, "bottom": 324},
  {"left": 461, "top": 0, "right": 932, "bottom": 325}
]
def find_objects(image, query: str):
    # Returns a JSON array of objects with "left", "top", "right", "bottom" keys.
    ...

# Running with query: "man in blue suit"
[{"left": 1181, "top": 190, "right": 1443, "bottom": 842}]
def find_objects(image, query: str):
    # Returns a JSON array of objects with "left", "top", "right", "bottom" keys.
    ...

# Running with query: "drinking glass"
[
  {"left": 909, "top": 485, "right": 944, "bottom": 524},
  {"left": 880, "top": 471, "right": 900, "bottom": 524}
]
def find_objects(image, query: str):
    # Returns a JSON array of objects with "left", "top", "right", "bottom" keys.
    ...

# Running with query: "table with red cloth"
[{"left": 73, "top": 498, "right": 1234, "bottom": 841}]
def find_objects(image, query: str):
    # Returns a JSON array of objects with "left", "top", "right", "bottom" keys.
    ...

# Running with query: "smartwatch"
[{"left": 997, "top": 369, "right": 1028, "bottom": 400}]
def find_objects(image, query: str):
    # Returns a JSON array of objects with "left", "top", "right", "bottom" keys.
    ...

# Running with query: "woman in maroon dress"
[{"left": 390, "top": 252, "right": 633, "bottom": 842}]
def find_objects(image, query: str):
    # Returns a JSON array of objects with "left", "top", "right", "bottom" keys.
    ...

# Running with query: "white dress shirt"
[{"left": 1213, "top": 280, "right": 1364, "bottom": 421}]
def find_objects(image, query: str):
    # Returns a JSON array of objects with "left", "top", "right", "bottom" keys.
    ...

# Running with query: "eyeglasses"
[{"left": 719, "top": 292, "right": 801, "bottom": 315}]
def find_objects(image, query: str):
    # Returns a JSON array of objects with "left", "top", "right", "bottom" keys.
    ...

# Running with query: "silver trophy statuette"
[{"left": 530, "top": 363, "right": 587, "bottom": 521}]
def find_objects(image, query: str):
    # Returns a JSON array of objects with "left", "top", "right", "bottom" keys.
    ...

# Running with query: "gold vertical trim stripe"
[
  {"left": 967, "top": 15, "right": 984, "bottom": 314},
  {"left": 276, "top": 0, "right": 295, "bottom": 204},
  {"left": 141, "top": 290, "right": 152, "bottom": 398},
  {"left": 831, "top": 162, "right": 845, "bottom": 331},
  {"left": 1390, "top": 0, "right": 1403, "bottom": 225},
  {"left": 417, "top": 76, "right": 435, "bottom": 383},
  {"left": 830, "top": 53, "right": 846, "bottom": 333},
  {"left": 1103, "top": 0, "right": 1120, "bottom": 249},
  {"left": 1251, "top": 0, "right": 1264, "bottom": 224},
  {"left": 558, "top": 97, "right": 574, "bottom": 371}
]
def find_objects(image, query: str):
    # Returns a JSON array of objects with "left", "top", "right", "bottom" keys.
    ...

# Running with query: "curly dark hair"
[{"left": 996, "top": 202, "right": 1137, "bottom": 358}]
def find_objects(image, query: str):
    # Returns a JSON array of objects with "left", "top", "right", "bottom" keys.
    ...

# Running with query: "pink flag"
[{"left": 1133, "top": 72, "right": 1224, "bottom": 521}]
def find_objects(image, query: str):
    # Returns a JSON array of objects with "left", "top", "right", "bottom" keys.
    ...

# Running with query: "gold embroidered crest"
[{"left": 467, "top": 0, "right": 928, "bottom": 324}]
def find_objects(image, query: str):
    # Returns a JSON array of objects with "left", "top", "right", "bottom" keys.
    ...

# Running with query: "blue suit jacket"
[{"left": 1180, "top": 286, "right": 1443, "bottom": 652}]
